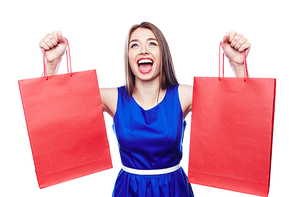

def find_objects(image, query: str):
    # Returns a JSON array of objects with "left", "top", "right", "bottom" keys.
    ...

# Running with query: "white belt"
[{"left": 122, "top": 164, "right": 180, "bottom": 175}]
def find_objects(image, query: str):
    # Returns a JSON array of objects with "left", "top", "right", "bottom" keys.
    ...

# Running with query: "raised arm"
[
  {"left": 179, "top": 31, "right": 251, "bottom": 118},
  {"left": 39, "top": 31, "right": 118, "bottom": 117},
  {"left": 39, "top": 31, "right": 68, "bottom": 76}
]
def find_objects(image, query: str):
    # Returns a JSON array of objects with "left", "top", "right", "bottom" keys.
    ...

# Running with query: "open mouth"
[{"left": 137, "top": 58, "right": 153, "bottom": 74}]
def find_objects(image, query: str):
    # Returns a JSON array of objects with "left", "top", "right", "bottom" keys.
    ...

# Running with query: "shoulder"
[
  {"left": 100, "top": 87, "right": 118, "bottom": 118},
  {"left": 178, "top": 84, "right": 193, "bottom": 118},
  {"left": 178, "top": 84, "right": 193, "bottom": 94},
  {"left": 178, "top": 85, "right": 193, "bottom": 105},
  {"left": 100, "top": 87, "right": 118, "bottom": 98}
]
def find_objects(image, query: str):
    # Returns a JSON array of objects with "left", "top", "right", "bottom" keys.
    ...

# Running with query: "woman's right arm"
[
  {"left": 39, "top": 31, "right": 118, "bottom": 117},
  {"left": 39, "top": 31, "right": 68, "bottom": 76}
]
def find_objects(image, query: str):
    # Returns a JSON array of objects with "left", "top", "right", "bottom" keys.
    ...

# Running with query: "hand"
[
  {"left": 221, "top": 31, "right": 251, "bottom": 69},
  {"left": 39, "top": 31, "right": 67, "bottom": 63}
]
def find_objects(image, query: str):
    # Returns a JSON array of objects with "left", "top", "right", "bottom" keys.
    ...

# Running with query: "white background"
[{"left": 1, "top": 0, "right": 295, "bottom": 196}]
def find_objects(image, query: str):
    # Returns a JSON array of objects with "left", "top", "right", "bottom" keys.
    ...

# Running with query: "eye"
[
  {"left": 149, "top": 42, "right": 157, "bottom": 46},
  {"left": 130, "top": 43, "right": 138, "bottom": 48}
]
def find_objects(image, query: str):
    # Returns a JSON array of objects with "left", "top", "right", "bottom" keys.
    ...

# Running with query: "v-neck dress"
[{"left": 112, "top": 85, "right": 194, "bottom": 197}]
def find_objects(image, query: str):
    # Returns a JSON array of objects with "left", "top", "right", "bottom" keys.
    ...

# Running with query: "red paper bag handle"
[
  {"left": 43, "top": 37, "right": 72, "bottom": 80},
  {"left": 219, "top": 41, "right": 248, "bottom": 81}
]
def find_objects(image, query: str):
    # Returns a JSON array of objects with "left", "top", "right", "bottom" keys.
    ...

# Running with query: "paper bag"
[
  {"left": 188, "top": 46, "right": 276, "bottom": 197},
  {"left": 18, "top": 39, "right": 112, "bottom": 188}
]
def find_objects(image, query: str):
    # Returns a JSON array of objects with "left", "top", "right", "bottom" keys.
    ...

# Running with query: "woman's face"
[{"left": 128, "top": 28, "right": 161, "bottom": 83}]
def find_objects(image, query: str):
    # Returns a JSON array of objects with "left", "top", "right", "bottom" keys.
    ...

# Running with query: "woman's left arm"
[
  {"left": 179, "top": 32, "right": 251, "bottom": 117},
  {"left": 221, "top": 31, "right": 251, "bottom": 77}
]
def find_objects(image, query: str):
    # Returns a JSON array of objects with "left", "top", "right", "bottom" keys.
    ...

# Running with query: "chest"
[{"left": 114, "top": 103, "right": 184, "bottom": 149}]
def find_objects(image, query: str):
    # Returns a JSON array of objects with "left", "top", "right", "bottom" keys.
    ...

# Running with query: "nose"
[{"left": 140, "top": 45, "right": 149, "bottom": 55}]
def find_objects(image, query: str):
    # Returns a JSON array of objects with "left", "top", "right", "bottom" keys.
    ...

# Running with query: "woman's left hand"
[{"left": 221, "top": 31, "right": 251, "bottom": 76}]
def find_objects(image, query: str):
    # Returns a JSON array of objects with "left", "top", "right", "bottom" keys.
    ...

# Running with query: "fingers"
[
  {"left": 39, "top": 31, "right": 63, "bottom": 50},
  {"left": 226, "top": 31, "right": 251, "bottom": 52}
]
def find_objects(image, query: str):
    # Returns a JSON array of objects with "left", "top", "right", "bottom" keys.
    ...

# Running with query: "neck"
[{"left": 133, "top": 79, "right": 165, "bottom": 109}]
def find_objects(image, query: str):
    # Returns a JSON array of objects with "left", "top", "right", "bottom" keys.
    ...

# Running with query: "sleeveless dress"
[{"left": 112, "top": 85, "right": 194, "bottom": 197}]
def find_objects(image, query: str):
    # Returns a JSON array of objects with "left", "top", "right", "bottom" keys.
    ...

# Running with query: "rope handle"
[
  {"left": 219, "top": 41, "right": 248, "bottom": 81},
  {"left": 43, "top": 37, "right": 72, "bottom": 80}
]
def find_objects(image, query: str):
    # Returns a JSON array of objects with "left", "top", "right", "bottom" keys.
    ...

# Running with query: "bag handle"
[
  {"left": 219, "top": 41, "right": 248, "bottom": 82},
  {"left": 43, "top": 38, "right": 72, "bottom": 80}
]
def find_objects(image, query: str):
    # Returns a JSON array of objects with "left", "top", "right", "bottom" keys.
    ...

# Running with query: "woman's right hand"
[{"left": 39, "top": 31, "right": 67, "bottom": 75}]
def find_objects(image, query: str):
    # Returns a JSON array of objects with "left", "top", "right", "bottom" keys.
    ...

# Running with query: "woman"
[{"left": 39, "top": 22, "right": 251, "bottom": 196}]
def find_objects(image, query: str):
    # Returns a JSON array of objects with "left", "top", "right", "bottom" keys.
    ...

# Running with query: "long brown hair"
[{"left": 124, "top": 22, "right": 178, "bottom": 97}]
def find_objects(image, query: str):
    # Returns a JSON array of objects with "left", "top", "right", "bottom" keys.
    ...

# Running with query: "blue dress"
[{"left": 112, "top": 85, "right": 194, "bottom": 197}]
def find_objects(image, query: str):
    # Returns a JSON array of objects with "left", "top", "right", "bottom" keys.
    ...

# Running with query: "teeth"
[{"left": 138, "top": 59, "right": 153, "bottom": 64}]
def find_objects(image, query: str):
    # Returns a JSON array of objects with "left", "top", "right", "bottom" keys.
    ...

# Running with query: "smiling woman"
[{"left": 109, "top": 22, "right": 196, "bottom": 196}]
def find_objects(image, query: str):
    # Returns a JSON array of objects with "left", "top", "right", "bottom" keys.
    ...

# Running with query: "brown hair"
[{"left": 124, "top": 22, "right": 178, "bottom": 96}]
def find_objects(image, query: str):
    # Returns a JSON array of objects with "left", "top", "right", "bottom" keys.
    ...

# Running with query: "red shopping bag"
[
  {"left": 188, "top": 44, "right": 276, "bottom": 197},
  {"left": 18, "top": 39, "right": 112, "bottom": 189}
]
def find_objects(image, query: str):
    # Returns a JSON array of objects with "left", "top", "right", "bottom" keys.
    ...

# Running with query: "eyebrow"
[{"left": 130, "top": 38, "right": 157, "bottom": 43}]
